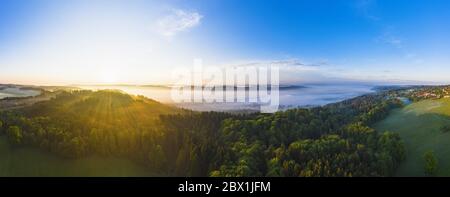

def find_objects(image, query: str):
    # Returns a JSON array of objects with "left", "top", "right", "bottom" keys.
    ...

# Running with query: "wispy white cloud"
[
  {"left": 354, "top": 1, "right": 404, "bottom": 49},
  {"left": 380, "top": 34, "right": 403, "bottom": 48},
  {"left": 355, "top": 0, "right": 380, "bottom": 21},
  {"left": 217, "top": 59, "right": 336, "bottom": 84},
  {"left": 155, "top": 9, "right": 203, "bottom": 38},
  {"left": 229, "top": 59, "right": 323, "bottom": 72},
  {"left": 215, "top": 58, "right": 437, "bottom": 84}
]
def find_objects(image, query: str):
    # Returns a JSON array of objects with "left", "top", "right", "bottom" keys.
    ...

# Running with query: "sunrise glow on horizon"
[{"left": 1, "top": 0, "right": 450, "bottom": 86}]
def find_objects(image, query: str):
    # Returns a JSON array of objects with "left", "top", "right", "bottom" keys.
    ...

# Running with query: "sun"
[{"left": 98, "top": 70, "right": 118, "bottom": 84}]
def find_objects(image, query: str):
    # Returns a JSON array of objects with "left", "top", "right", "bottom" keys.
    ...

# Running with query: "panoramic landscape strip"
[
  {"left": 1, "top": 84, "right": 449, "bottom": 177},
  {"left": 2, "top": 0, "right": 450, "bottom": 195}
]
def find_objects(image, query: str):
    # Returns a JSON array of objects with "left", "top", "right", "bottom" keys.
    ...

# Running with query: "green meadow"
[
  {"left": 375, "top": 98, "right": 450, "bottom": 176},
  {"left": 0, "top": 137, "right": 152, "bottom": 177}
]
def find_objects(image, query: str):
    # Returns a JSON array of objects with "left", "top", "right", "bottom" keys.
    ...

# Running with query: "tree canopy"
[{"left": 0, "top": 90, "right": 406, "bottom": 176}]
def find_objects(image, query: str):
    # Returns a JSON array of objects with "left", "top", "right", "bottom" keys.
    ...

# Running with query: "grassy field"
[
  {"left": 0, "top": 137, "right": 153, "bottom": 177},
  {"left": 375, "top": 98, "right": 450, "bottom": 176}
]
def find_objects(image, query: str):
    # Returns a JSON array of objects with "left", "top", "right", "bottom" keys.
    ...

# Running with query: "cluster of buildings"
[{"left": 411, "top": 86, "right": 450, "bottom": 100}]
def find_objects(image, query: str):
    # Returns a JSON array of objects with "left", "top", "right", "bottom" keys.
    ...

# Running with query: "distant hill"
[
  {"left": 0, "top": 90, "right": 183, "bottom": 159},
  {"left": 21, "top": 90, "right": 180, "bottom": 121}
]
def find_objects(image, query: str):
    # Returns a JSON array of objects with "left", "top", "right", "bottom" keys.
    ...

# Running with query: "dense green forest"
[{"left": 0, "top": 90, "right": 406, "bottom": 177}]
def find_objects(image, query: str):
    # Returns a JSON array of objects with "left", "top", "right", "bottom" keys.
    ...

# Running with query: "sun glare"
[{"left": 99, "top": 70, "right": 118, "bottom": 84}]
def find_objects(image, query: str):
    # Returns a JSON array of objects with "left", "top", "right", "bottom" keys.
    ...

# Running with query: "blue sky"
[{"left": 0, "top": 0, "right": 449, "bottom": 85}]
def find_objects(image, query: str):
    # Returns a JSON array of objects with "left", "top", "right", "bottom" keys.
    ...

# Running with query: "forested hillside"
[{"left": 0, "top": 90, "right": 405, "bottom": 176}]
